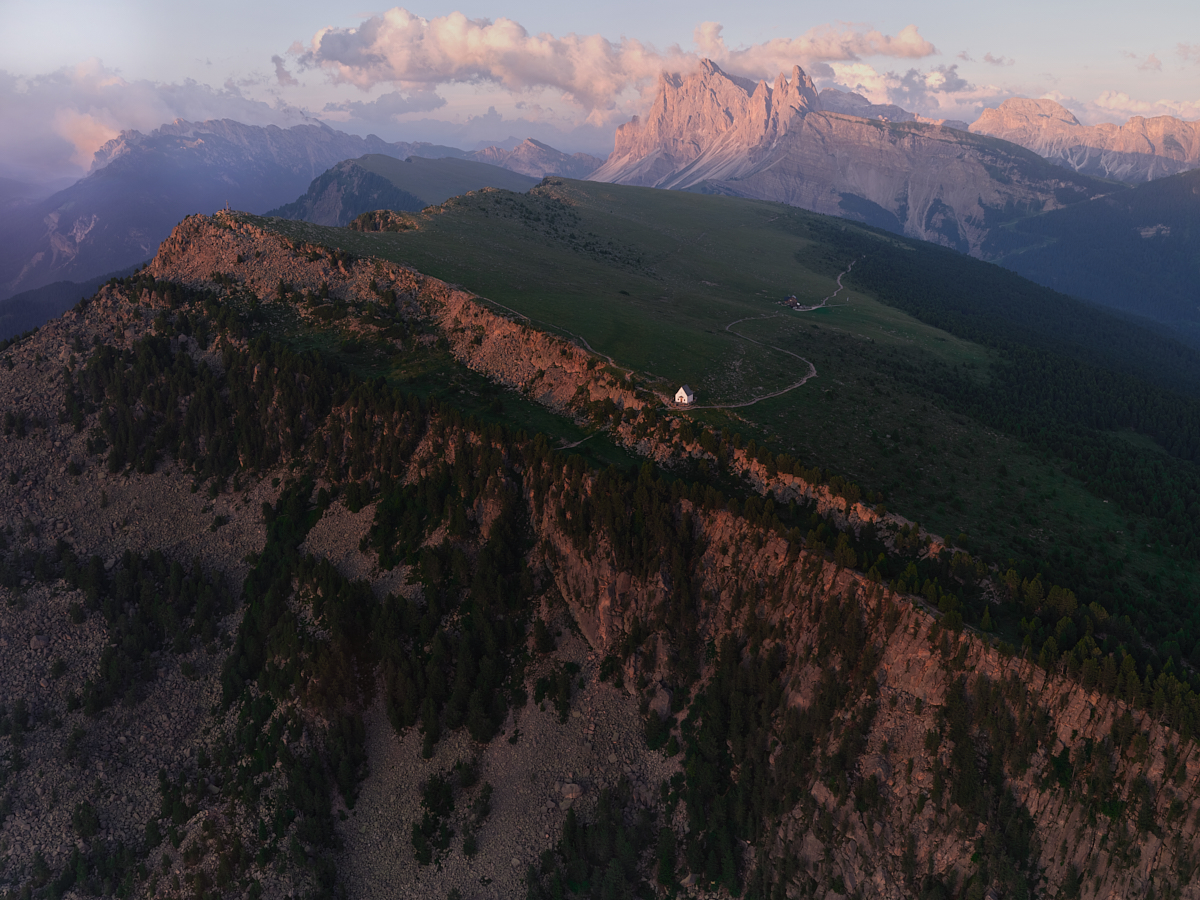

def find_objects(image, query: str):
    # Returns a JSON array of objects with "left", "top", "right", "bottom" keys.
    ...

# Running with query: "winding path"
[
  {"left": 670, "top": 258, "right": 859, "bottom": 411},
  {"left": 672, "top": 315, "right": 817, "bottom": 410},
  {"left": 788, "top": 258, "right": 858, "bottom": 312},
  {"left": 480, "top": 259, "right": 859, "bottom": 415}
]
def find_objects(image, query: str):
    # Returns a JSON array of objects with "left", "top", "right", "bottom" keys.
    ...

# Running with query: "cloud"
[
  {"left": 696, "top": 21, "right": 936, "bottom": 78},
  {"left": 272, "top": 55, "right": 298, "bottom": 87},
  {"left": 983, "top": 53, "right": 1014, "bottom": 67},
  {"left": 323, "top": 88, "right": 446, "bottom": 121},
  {"left": 1089, "top": 90, "right": 1200, "bottom": 121},
  {"left": 825, "top": 61, "right": 1017, "bottom": 123},
  {"left": 292, "top": 8, "right": 938, "bottom": 121},
  {"left": 0, "top": 59, "right": 313, "bottom": 182},
  {"left": 957, "top": 52, "right": 973, "bottom": 62},
  {"left": 1124, "top": 51, "right": 1163, "bottom": 72},
  {"left": 1176, "top": 43, "right": 1200, "bottom": 64}
]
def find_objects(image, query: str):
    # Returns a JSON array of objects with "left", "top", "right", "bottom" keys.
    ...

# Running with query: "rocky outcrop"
[
  {"left": 150, "top": 212, "right": 643, "bottom": 416},
  {"left": 467, "top": 139, "right": 603, "bottom": 179},
  {"left": 591, "top": 60, "right": 1108, "bottom": 255},
  {"left": 971, "top": 98, "right": 1200, "bottom": 182}
]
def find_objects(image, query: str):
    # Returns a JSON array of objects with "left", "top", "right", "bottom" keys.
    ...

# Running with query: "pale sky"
[{"left": 1, "top": 0, "right": 1198, "bottom": 182}]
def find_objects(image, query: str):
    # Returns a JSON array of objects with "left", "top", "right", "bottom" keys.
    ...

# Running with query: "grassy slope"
[{"left": 254, "top": 178, "right": 1199, "bottom": 637}]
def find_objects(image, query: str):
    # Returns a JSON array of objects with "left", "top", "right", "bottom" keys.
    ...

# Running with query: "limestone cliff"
[
  {"left": 971, "top": 98, "right": 1200, "bottom": 183},
  {"left": 591, "top": 60, "right": 1108, "bottom": 255}
]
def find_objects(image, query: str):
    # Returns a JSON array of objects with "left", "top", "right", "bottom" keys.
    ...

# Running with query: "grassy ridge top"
[
  {"left": 263, "top": 179, "right": 989, "bottom": 404},
  {"left": 255, "top": 178, "right": 1200, "bottom": 657}
]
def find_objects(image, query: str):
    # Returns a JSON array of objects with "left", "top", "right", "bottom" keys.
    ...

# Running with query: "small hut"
[{"left": 675, "top": 385, "right": 695, "bottom": 405}]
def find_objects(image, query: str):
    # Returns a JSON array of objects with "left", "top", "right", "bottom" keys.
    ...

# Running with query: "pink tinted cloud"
[
  {"left": 1123, "top": 51, "right": 1163, "bottom": 72},
  {"left": 293, "top": 8, "right": 937, "bottom": 119}
]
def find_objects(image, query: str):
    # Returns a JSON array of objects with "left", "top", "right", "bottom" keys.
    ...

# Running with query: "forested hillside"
[{"left": 983, "top": 169, "right": 1200, "bottom": 330}]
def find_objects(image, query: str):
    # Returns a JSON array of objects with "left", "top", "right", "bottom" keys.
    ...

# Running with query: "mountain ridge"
[
  {"left": 590, "top": 60, "right": 1110, "bottom": 255},
  {"left": 971, "top": 97, "right": 1200, "bottom": 182},
  {"left": 3, "top": 207, "right": 1200, "bottom": 898},
  {"left": 266, "top": 155, "right": 540, "bottom": 226},
  {"left": 466, "top": 138, "right": 602, "bottom": 179}
]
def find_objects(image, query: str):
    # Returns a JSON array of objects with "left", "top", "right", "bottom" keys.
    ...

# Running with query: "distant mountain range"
[
  {"left": 985, "top": 167, "right": 1200, "bottom": 339},
  {"left": 4, "top": 68, "right": 1200, "bottom": 342},
  {"left": 817, "top": 87, "right": 970, "bottom": 131},
  {"left": 466, "top": 138, "right": 603, "bottom": 180},
  {"left": 971, "top": 98, "right": 1200, "bottom": 182},
  {"left": 589, "top": 60, "right": 1109, "bottom": 255},
  {"left": 0, "top": 119, "right": 470, "bottom": 302},
  {"left": 268, "top": 155, "right": 539, "bottom": 226},
  {"left": 583, "top": 60, "right": 1200, "bottom": 342},
  {"left": 0, "top": 120, "right": 606, "bottom": 311}
]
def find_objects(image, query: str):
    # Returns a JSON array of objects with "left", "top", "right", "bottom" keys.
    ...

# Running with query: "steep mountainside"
[
  {"left": 467, "top": 139, "right": 602, "bottom": 179},
  {"left": 267, "top": 155, "right": 538, "bottom": 226},
  {"left": 972, "top": 98, "right": 1200, "bottom": 182},
  {"left": 590, "top": 60, "right": 1109, "bottom": 255},
  {"left": 0, "top": 119, "right": 466, "bottom": 302},
  {"left": 985, "top": 167, "right": 1200, "bottom": 333},
  {"left": 3, "top": 210, "right": 1200, "bottom": 900}
]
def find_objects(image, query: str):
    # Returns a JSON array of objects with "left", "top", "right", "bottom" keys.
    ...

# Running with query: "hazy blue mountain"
[
  {"left": 985, "top": 168, "right": 1200, "bottom": 341},
  {"left": 0, "top": 119, "right": 467, "bottom": 302},
  {"left": 0, "top": 266, "right": 141, "bottom": 341}
]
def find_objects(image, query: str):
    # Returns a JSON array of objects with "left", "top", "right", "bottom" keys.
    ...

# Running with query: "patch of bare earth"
[{"left": 337, "top": 629, "right": 679, "bottom": 900}]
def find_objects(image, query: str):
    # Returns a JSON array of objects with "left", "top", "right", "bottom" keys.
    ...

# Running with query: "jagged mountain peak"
[
  {"left": 590, "top": 60, "right": 822, "bottom": 187},
  {"left": 591, "top": 65, "right": 1109, "bottom": 255},
  {"left": 971, "top": 97, "right": 1200, "bottom": 181}
]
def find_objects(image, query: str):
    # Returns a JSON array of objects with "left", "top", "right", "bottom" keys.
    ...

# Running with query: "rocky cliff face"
[
  {"left": 156, "top": 215, "right": 1200, "bottom": 898},
  {"left": 971, "top": 98, "right": 1200, "bottom": 182},
  {"left": 590, "top": 60, "right": 1108, "bottom": 255},
  {"left": 540, "top": 480, "right": 1200, "bottom": 900},
  {"left": 592, "top": 60, "right": 818, "bottom": 189}
]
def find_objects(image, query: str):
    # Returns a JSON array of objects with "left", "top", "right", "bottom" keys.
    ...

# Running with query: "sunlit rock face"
[
  {"left": 591, "top": 60, "right": 1106, "bottom": 255},
  {"left": 971, "top": 98, "right": 1200, "bottom": 183}
]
